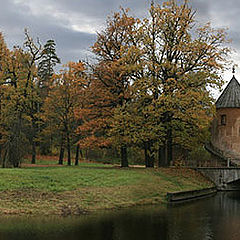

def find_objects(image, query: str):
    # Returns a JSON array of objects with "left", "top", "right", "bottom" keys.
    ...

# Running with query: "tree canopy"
[
  {"left": 0, "top": 0, "right": 231, "bottom": 168},
  {"left": 80, "top": 0, "right": 230, "bottom": 167}
]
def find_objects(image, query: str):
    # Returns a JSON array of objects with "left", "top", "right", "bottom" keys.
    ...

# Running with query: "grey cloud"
[
  {"left": 0, "top": 0, "right": 239, "bottom": 67},
  {"left": 0, "top": 0, "right": 151, "bottom": 65},
  {"left": 46, "top": 0, "right": 150, "bottom": 18},
  {"left": 190, "top": 0, "right": 211, "bottom": 22}
]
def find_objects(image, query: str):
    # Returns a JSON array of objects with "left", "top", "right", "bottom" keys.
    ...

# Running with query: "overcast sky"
[{"left": 0, "top": 0, "right": 239, "bottom": 96}]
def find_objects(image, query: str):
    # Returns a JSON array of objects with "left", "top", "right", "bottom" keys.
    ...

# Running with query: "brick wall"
[{"left": 211, "top": 108, "right": 240, "bottom": 158}]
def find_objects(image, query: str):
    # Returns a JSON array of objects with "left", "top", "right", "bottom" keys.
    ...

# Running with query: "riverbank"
[{"left": 0, "top": 162, "right": 213, "bottom": 216}]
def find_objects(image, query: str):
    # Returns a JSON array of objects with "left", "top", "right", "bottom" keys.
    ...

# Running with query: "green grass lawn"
[{"left": 0, "top": 160, "right": 213, "bottom": 216}]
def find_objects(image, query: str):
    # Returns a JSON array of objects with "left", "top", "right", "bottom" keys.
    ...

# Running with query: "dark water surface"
[{"left": 1, "top": 192, "right": 240, "bottom": 240}]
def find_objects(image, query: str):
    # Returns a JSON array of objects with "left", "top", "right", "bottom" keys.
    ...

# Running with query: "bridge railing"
[{"left": 205, "top": 142, "right": 239, "bottom": 168}]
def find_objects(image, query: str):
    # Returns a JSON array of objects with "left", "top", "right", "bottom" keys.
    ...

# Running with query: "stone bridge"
[{"left": 197, "top": 168, "right": 240, "bottom": 190}]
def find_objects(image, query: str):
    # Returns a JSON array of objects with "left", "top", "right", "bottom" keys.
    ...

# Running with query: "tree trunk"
[
  {"left": 31, "top": 140, "right": 36, "bottom": 164},
  {"left": 2, "top": 149, "right": 7, "bottom": 168},
  {"left": 11, "top": 113, "right": 22, "bottom": 167},
  {"left": 31, "top": 117, "right": 37, "bottom": 164},
  {"left": 144, "top": 142, "right": 149, "bottom": 167},
  {"left": 80, "top": 149, "right": 83, "bottom": 159},
  {"left": 59, "top": 147, "right": 64, "bottom": 165},
  {"left": 144, "top": 142, "right": 154, "bottom": 168},
  {"left": 67, "top": 132, "right": 71, "bottom": 166},
  {"left": 120, "top": 145, "right": 128, "bottom": 167},
  {"left": 0, "top": 134, "right": 2, "bottom": 164},
  {"left": 58, "top": 135, "right": 65, "bottom": 165},
  {"left": 75, "top": 144, "right": 80, "bottom": 166},
  {"left": 167, "top": 128, "right": 173, "bottom": 166},
  {"left": 0, "top": 144, "right": 2, "bottom": 166},
  {"left": 158, "top": 144, "right": 168, "bottom": 167},
  {"left": 85, "top": 149, "right": 89, "bottom": 160}
]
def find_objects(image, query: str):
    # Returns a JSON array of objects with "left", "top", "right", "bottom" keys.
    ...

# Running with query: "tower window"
[{"left": 221, "top": 115, "right": 226, "bottom": 125}]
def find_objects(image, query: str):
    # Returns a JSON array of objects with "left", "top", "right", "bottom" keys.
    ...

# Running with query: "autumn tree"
[
  {"left": 43, "top": 62, "right": 86, "bottom": 165},
  {"left": 79, "top": 9, "right": 140, "bottom": 167},
  {"left": 0, "top": 30, "right": 60, "bottom": 167},
  {"left": 21, "top": 32, "right": 61, "bottom": 164},
  {"left": 0, "top": 41, "right": 37, "bottom": 167},
  {"left": 111, "top": 0, "right": 230, "bottom": 167},
  {"left": 0, "top": 33, "right": 9, "bottom": 164}
]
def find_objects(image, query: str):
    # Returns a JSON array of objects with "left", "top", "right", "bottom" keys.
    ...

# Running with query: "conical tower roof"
[{"left": 216, "top": 75, "right": 240, "bottom": 109}]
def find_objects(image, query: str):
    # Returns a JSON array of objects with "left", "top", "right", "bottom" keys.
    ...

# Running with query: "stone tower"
[{"left": 211, "top": 73, "right": 240, "bottom": 161}]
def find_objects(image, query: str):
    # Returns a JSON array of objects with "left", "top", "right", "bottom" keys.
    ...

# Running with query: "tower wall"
[{"left": 212, "top": 108, "right": 240, "bottom": 158}]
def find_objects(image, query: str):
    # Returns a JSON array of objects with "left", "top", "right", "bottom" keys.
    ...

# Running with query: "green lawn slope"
[{"left": 0, "top": 161, "right": 213, "bottom": 216}]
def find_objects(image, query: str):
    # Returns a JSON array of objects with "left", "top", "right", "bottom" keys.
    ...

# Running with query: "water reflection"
[{"left": 0, "top": 192, "right": 240, "bottom": 240}]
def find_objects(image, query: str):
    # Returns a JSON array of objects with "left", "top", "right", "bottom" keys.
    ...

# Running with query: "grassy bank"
[{"left": 0, "top": 161, "right": 213, "bottom": 216}]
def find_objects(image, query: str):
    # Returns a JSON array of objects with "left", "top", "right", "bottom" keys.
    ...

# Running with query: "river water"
[{"left": 0, "top": 192, "right": 240, "bottom": 240}]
